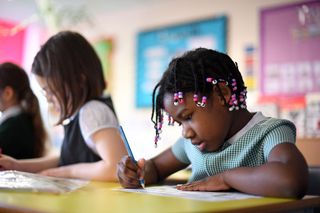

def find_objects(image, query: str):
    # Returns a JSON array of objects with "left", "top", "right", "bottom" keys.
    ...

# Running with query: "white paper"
[
  {"left": 115, "top": 185, "right": 261, "bottom": 202},
  {"left": 0, "top": 170, "right": 89, "bottom": 194}
]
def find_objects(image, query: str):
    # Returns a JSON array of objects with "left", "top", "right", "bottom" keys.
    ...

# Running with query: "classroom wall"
[
  {"left": 74, "top": 0, "right": 304, "bottom": 159},
  {"left": 2, "top": 0, "right": 306, "bottom": 158}
]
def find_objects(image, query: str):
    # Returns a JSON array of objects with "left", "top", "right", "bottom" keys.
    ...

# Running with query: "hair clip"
[
  {"left": 173, "top": 93, "right": 179, "bottom": 106},
  {"left": 219, "top": 79, "right": 228, "bottom": 85},
  {"left": 168, "top": 114, "right": 174, "bottom": 126},
  {"left": 228, "top": 94, "right": 237, "bottom": 111},
  {"left": 173, "top": 91, "right": 184, "bottom": 105},
  {"left": 194, "top": 94, "right": 207, "bottom": 107},
  {"left": 206, "top": 77, "right": 218, "bottom": 84},
  {"left": 200, "top": 96, "right": 207, "bottom": 107},
  {"left": 194, "top": 94, "right": 201, "bottom": 107},
  {"left": 193, "top": 94, "right": 199, "bottom": 102},
  {"left": 154, "top": 113, "right": 164, "bottom": 147},
  {"left": 154, "top": 135, "right": 159, "bottom": 148},
  {"left": 178, "top": 92, "right": 184, "bottom": 104},
  {"left": 207, "top": 77, "right": 230, "bottom": 86},
  {"left": 231, "top": 79, "right": 237, "bottom": 91},
  {"left": 239, "top": 89, "right": 247, "bottom": 109}
]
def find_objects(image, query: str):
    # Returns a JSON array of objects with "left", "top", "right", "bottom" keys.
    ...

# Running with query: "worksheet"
[
  {"left": 115, "top": 185, "right": 261, "bottom": 202},
  {"left": 0, "top": 170, "right": 89, "bottom": 194}
]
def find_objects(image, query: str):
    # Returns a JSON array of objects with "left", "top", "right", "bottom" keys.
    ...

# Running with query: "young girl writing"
[
  {"left": 0, "top": 31, "right": 126, "bottom": 181},
  {"left": 117, "top": 48, "right": 308, "bottom": 197},
  {"left": 0, "top": 62, "right": 47, "bottom": 159}
]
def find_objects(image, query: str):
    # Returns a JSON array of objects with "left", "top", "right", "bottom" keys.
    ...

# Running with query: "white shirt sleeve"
[{"left": 79, "top": 100, "right": 119, "bottom": 153}]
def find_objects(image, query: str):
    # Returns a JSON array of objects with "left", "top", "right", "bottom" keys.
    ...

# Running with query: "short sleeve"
[
  {"left": 171, "top": 137, "right": 191, "bottom": 164},
  {"left": 79, "top": 100, "right": 118, "bottom": 140},
  {"left": 263, "top": 121, "right": 296, "bottom": 160}
]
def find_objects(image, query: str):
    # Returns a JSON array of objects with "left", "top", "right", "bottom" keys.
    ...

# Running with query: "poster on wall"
[
  {"left": 93, "top": 39, "right": 113, "bottom": 94},
  {"left": 136, "top": 16, "right": 227, "bottom": 108},
  {"left": 260, "top": 0, "right": 320, "bottom": 98}
]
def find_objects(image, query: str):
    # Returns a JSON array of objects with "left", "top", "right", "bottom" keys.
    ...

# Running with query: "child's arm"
[
  {"left": 40, "top": 128, "right": 127, "bottom": 181},
  {"left": 117, "top": 148, "right": 188, "bottom": 188},
  {"left": 177, "top": 143, "right": 308, "bottom": 198},
  {"left": 223, "top": 143, "right": 308, "bottom": 197},
  {"left": 0, "top": 155, "right": 59, "bottom": 173}
]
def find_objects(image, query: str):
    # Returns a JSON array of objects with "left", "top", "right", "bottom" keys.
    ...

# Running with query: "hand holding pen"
[{"left": 117, "top": 126, "right": 145, "bottom": 188}]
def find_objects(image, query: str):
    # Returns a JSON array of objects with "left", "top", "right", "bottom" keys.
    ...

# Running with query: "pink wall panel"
[{"left": 0, "top": 19, "right": 26, "bottom": 66}]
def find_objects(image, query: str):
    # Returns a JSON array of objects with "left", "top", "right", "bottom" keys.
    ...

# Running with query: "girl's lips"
[{"left": 197, "top": 142, "right": 206, "bottom": 151}]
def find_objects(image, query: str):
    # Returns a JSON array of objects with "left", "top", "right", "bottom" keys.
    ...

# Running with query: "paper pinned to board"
[
  {"left": 115, "top": 185, "right": 261, "bottom": 202},
  {"left": 0, "top": 170, "right": 89, "bottom": 194}
]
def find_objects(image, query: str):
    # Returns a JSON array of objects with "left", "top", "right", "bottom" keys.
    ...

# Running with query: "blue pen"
[{"left": 119, "top": 126, "right": 145, "bottom": 188}]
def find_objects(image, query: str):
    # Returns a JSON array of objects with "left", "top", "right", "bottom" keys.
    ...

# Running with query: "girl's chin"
[
  {"left": 204, "top": 145, "right": 221, "bottom": 152},
  {"left": 196, "top": 141, "right": 222, "bottom": 152}
]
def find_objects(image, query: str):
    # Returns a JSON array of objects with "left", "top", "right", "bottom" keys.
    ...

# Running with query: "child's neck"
[
  {"left": 227, "top": 109, "right": 254, "bottom": 140},
  {"left": 3, "top": 101, "right": 19, "bottom": 111}
]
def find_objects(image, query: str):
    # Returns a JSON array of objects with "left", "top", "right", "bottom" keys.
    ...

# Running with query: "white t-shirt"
[{"left": 78, "top": 100, "right": 118, "bottom": 154}]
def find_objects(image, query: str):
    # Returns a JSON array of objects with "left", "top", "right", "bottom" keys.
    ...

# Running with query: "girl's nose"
[{"left": 182, "top": 125, "right": 195, "bottom": 139}]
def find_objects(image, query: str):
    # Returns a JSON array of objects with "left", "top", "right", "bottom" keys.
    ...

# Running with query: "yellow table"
[{"left": 0, "top": 182, "right": 319, "bottom": 213}]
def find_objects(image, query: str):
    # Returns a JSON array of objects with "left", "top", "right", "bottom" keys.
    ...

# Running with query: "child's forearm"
[
  {"left": 144, "top": 148, "right": 188, "bottom": 185},
  {"left": 222, "top": 162, "right": 308, "bottom": 198},
  {"left": 17, "top": 155, "right": 59, "bottom": 173},
  {"left": 42, "top": 160, "right": 120, "bottom": 181},
  {"left": 144, "top": 159, "right": 161, "bottom": 185}
]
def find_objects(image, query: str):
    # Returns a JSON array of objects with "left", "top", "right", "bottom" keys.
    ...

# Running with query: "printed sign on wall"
[{"left": 260, "top": 0, "right": 320, "bottom": 97}]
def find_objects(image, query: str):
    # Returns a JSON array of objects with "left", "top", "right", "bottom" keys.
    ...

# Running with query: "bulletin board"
[
  {"left": 260, "top": 0, "right": 320, "bottom": 98},
  {"left": 260, "top": 1, "right": 320, "bottom": 139},
  {"left": 136, "top": 16, "right": 227, "bottom": 108}
]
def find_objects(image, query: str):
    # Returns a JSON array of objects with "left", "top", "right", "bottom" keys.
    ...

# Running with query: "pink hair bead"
[{"left": 193, "top": 94, "right": 199, "bottom": 102}]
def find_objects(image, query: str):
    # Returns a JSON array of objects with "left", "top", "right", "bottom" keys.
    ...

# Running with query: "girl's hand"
[
  {"left": 117, "top": 155, "right": 145, "bottom": 188},
  {"left": 0, "top": 154, "right": 19, "bottom": 171},
  {"left": 176, "top": 173, "right": 230, "bottom": 191}
]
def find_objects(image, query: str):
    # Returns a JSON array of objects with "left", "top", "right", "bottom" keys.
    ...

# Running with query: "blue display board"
[{"left": 136, "top": 16, "right": 227, "bottom": 108}]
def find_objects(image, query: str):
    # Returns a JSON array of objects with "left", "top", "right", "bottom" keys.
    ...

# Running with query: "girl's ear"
[
  {"left": 2, "top": 86, "right": 15, "bottom": 101},
  {"left": 214, "top": 83, "right": 231, "bottom": 106}
]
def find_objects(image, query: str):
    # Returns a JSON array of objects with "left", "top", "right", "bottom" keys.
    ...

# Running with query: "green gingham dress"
[{"left": 171, "top": 112, "right": 296, "bottom": 182}]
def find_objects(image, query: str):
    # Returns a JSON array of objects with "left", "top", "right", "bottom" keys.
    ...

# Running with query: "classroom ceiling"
[{"left": 0, "top": 0, "right": 161, "bottom": 23}]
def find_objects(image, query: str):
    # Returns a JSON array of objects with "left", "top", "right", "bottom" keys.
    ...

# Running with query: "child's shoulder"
[
  {"left": 253, "top": 116, "right": 296, "bottom": 137},
  {"left": 80, "top": 99, "right": 113, "bottom": 115},
  {"left": 81, "top": 96, "right": 114, "bottom": 110},
  {"left": 242, "top": 112, "right": 295, "bottom": 135},
  {"left": 82, "top": 99, "right": 106, "bottom": 108},
  {"left": 258, "top": 116, "right": 295, "bottom": 128}
]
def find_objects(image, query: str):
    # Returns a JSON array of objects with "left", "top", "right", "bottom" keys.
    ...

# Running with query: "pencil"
[{"left": 119, "top": 126, "right": 145, "bottom": 188}]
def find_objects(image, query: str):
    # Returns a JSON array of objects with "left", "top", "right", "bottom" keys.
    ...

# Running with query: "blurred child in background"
[{"left": 0, "top": 62, "right": 47, "bottom": 159}]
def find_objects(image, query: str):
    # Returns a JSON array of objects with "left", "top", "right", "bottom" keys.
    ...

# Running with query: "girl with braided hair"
[
  {"left": 117, "top": 48, "right": 308, "bottom": 198},
  {"left": 0, "top": 62, "right": 47, "bottom": 159}
]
